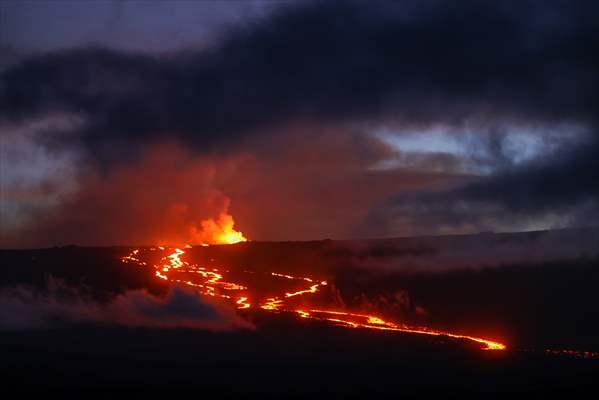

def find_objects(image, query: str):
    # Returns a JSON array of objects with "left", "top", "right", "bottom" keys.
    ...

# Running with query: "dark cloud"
[
  {"left": 382, "top": 133, "right": 599, "bottom": 234},
  {"left": 1, "top": 0, "right": 598, "bottom": 241},
  {"left": 2, "top": 0, "right": 598, "bottom": 153},
  {"left": 458, "top": 137, "right": 599, "bottom": 212}
]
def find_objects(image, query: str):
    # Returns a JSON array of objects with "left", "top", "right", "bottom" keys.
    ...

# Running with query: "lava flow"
[
  {"left": 120, "top": 212, "right": 506, "bottom": 350},
  {"left": 293, "top": 309, "right": 506, "bottom": 350},
  {"left": 122, "top": 245, "right": 505, "bottom": 350},
  {"left": 122, "top": 246, "right": 507, "bottom": 350}
]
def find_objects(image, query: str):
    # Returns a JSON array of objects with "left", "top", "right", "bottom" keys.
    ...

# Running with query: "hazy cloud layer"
[
  {"left": 328, "top": 227, "right": 599, "bottom": 273},
  {"left": 0, "top": 279, "right": 250, "bottom": 330}
]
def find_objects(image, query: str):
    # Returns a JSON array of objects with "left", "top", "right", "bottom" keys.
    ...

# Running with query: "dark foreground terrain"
[
  {"left": 2, "top": 319, "right": 598, "bottom": 397},
  {"left": 1, "top": 228, "right": 598, "bottom": 396}
]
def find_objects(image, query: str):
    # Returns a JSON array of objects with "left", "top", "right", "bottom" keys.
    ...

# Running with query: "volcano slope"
[{"left": 1, "top": 228, "right": 598, "bottom": 395}]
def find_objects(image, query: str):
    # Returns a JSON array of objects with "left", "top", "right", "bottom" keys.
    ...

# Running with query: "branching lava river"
[{"left": 122, "top": 245, "right": 506, "bottom": 351}]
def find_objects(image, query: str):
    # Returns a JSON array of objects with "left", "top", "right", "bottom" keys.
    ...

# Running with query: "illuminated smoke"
[{"left": 190, "top": 212, "right": 247, "bottom": 245}]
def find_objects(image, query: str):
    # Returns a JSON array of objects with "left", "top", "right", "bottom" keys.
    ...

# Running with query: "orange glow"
[
  {"left": 155, "top": 270, "right": 168, "bottom": 280},
  {"left": 168, "top": 248, "right": 185, "bottom": 269},
  {"left": 190, "top": 212, "right": 247, "bottom": 245},
  {"left": 236, "top": 297, "right": 251, "bottom": 309},
  {"left": 294, "top": 309, "right": 506, "bottom": 351},
  {"left": 261, "top": 297, "right": 284, "bottom": 311},
  {"left": 285, "top": 283, "right": 322, "bottom": 298},
  {"left": 271, "top": 272, "right": 313, "bottom": 282},
  {"left": 121, "top": 245, "right": 509, "bottom": 352}
]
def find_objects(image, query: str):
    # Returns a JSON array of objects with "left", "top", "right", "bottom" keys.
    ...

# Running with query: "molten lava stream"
[
  {"left": 121, "top": 245, "right": 508, "bottom": 351},
  {"left": 294, "top": 309, "right": 505, "bottom": 350}
]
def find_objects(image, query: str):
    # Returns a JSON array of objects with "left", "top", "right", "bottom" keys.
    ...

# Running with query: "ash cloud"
[
  {"left": 0, "top": 279, "right": 250, "bottom": 331},
  {"left": 4, "top": 130, "right": 458, "bottom": 246},
  {"left": 3, "top": 142, "right": 238, "bottom": 247}
]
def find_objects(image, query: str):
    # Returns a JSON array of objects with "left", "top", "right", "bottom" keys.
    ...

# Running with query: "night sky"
[{"left": 1, "top": 0, "right": 598, "bottom": 247}]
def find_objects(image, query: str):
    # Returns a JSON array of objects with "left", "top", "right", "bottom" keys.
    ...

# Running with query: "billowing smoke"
[{"left": 2, "top": 142, "right": 246, "bottom": 247}]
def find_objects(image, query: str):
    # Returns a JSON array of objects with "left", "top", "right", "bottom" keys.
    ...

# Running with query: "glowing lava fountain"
[{"left": 190, "top": 212, "right": 247, "bottom": 246}]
